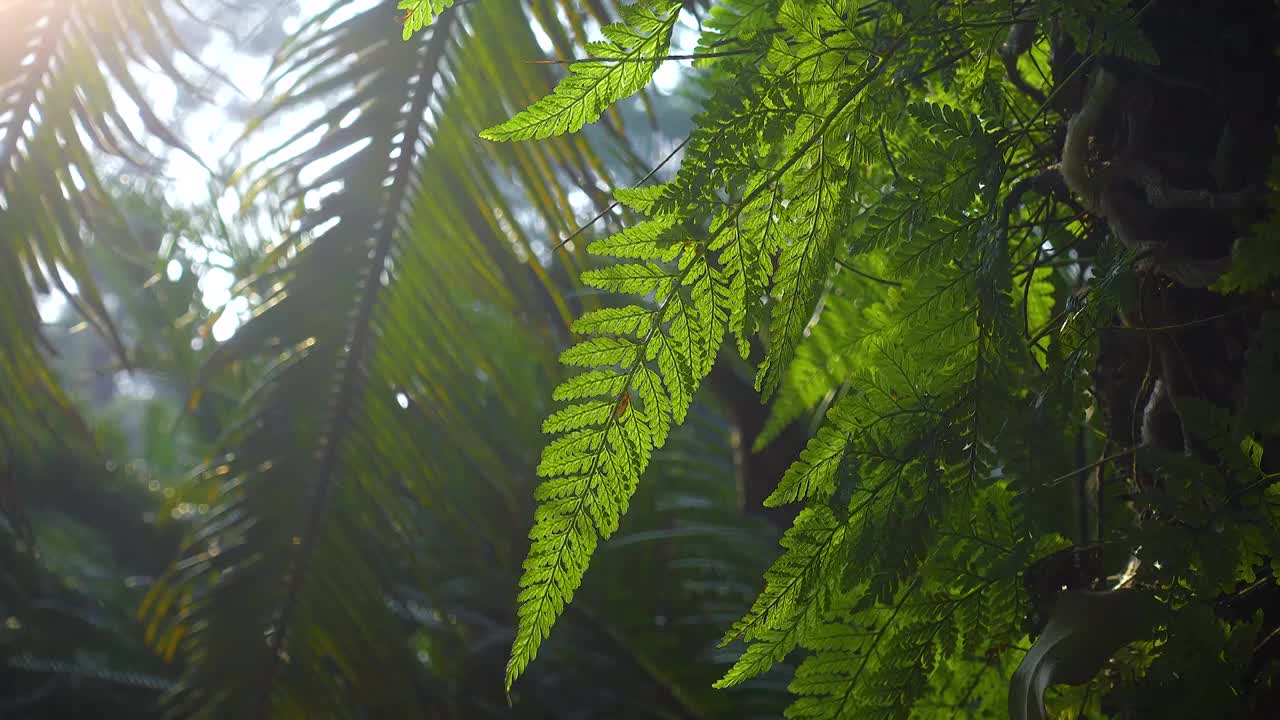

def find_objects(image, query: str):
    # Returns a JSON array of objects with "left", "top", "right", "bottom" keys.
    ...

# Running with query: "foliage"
[
  {"left": 0, "top": 0, "right": 201, "bottom": 507},
  {"left": 481, "top": 0, "right": 683, "bottom": 142},
  {"left": 399, "top": 0, "right": 455, "bottom": 40},
  {"left": 4, "top": 0, "right": 1280, "bottom": 718},
  {"left": 129, "top": 1, "right": 789, "bottom": 717},
  {"left": 481, "top": 0, "right": 1280, "bottom": 717},
  {"left": 0, "top": 3, "right": 218, "bottom": 708}
]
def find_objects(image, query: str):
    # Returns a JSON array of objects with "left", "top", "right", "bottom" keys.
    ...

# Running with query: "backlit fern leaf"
[
  {"left": 481, "top": 0, "right": 682, "bottom": 141},
  {"left": 757, "top": 133, "right": 849, "bottom": 399},
  {"left": 784, "top": 587, "right": 940, "bottom": 720},
  {"left": 715, "top": 601, "right": 821, "bottom": 689},
  {"left": 489, "top": 1, "right": 1109, "bottom": 713},
  {"left": 783, "top": 485, "right": 1044, "bottom": 720},
  {"left": 907, "top": 102, "right": 982, "bottom": 145},
  {"left": 766, "top": 410, "right": 852, "bottom": 506},
  {"left": 696, "top": 0, "right": 777, "bottom": 60},
  {"left": 587, "top": 215, "right": 683, "bottom": 260},
  {"left": 508, "top": 220, "right": 729, "bottom": 687},
  {"left": 719, "top": 507, "right": 844, "bottom": 647},
  {"left": 398, "top": 0, "right": 454, "bottom": 40},
  {"left": 713, "top": 180, "right": 786, "bottom": 358},
  {"left": 753, "top": 268, "right": 897, "bottom": 451},
  {"left": 725, "top": 93, "right": 1009, "bottom": 699}
]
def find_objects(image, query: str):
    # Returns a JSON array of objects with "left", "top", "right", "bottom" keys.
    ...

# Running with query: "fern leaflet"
[
  {"left": 398, "top": 0, "right": 455, "bottom": 40},
  {"left": 481, "top": 0, "right": 682, "bottom": 142}
]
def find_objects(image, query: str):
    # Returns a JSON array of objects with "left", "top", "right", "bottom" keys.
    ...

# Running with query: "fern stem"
[
  {"left": 527, "top": 49, "right": 755, "bottom": 64},
  {"left": 1042, "top": 445, "right": 1143, "bottom": 489},
  {"left": 251, "top": 11, "right": 459, "bottom": 717}
]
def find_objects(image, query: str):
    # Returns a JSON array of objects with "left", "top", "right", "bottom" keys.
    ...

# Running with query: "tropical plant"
[
  {"left": 5, "top": 0, "right": 792, "bottom": 716},
  {"left": 0, "top": 0, "right": 215, "bottom": 520},
  {"left": 0, "top": 1, "right": 224, "bottom": 709},
  {"left": 429, "top": 0, "right": 1280, "bottom": 717},
  {"left": 6, "top": 0, "right": 1280, "bottom": 718},
  {"left": 0, "top": 180, "right": 243, "bottom": 717},
  {"left": 129, "top": 0, "right": 793, "bottom": 717}
]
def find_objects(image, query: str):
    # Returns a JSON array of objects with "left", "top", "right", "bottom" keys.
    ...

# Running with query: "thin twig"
[
  {"left": 1044, "top": 445, "right": 1144, "bottom": 488},
  {"left": 1114, "top": 307, "right": 1251, "bottom": 334},
  {"left": 998, "top": 8, "right": 1046, "bottom": 105},
  {"left": 835, "top": 258, "right": 902, "bottom": 286},
  {"left": 1012, "top": 255, "right": 1094, "bottom": 277}
]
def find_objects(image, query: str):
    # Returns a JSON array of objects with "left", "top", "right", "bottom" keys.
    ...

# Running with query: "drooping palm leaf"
[
  {"left": 0, "top": 0, "right": 201, "bottom": 506},
  {"left": 141, "top": 1, "right": 645, "bottom": 714}
]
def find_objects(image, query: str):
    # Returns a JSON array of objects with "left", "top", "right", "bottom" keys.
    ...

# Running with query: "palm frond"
[
  {"left": 0, "top": 0, "right": 200, "bottom": 505},
  {"left": 142, "top": 1, "right": 638, "bottom": 714}
]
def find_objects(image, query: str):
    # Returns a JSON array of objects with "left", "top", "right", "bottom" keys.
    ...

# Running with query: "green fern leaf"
[
  {"left": 509, "top": 212, "right": 729, "bottom": 686},
  {"left": 683, "top": 251, "right": 730, "bottom": 377},
  {"left": 766, "top": 419, "right": 850, "bottom": 506},
  {"left": 715, "top": 604, "right": 819, "bottom": 688},
  {"left": 587, "top": 215, "right": 684, "bottom": 260},
  {"left": 722, "top": 507, "right": 844, "bottom": 646},
  {"left": 480, "top": 0, "right": 682, "bottom": 141},
  {"left": 398, "top": 0, "right": 454, "bottom": 41},
  {"left": 614, "top": 184, "right": 673, "bottom": 214},
  {"left": 581, "top": 263, "right": 677, "bottom": 296},
  {"left": 552, "top": 369, "right": 630, "bottom": 402},
  {"left": 541, "top": 401, "right": 618, "bottom": 434},
  {"left": 756, "top": 134, "right": 848, "bottom": 399},
  {"left": 712, "top": 181, "right": 784, "bottom": 358},
  {"left": 572, "top": 305, "right": 657, "bottom": 337},
  {"left": 907, "top": 102, "right": 981, "bottom": 145},
  {"left": 559, "top": 336, "right": 641, "bottom": 367},
  {"left": 632, "top": 364, "right": 673, "bottom": 446}
]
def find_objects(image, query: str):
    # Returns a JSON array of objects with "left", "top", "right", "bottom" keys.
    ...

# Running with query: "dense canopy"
[{"left": 3, "top": 1, "right": 1279, "bottom": 718}]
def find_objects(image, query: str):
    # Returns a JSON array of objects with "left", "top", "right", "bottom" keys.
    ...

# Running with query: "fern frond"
[
  {"left": 226, "top": 16, "right": 464, "bottom": 716},
  {"left": 784, "top": 585, "right": 933, "bottom": 720},
  {"left": 509, "top": 232, "right": 728, "bottom": 687},
  {"left": 772, "top": 482, "right": 1052, "bottom": 719},
  {"left": 398, "top": 0, "right": 455, "bottom": 40},
  {"left": 753, "top": 267, "right": 897, "bottom": 451},
  {"left": 571, "top": 305, "right": 659, "bottom": 337},
  {"left": 143, "top": 1, "right": 628, "bottom": 713},
  {"left": 696, "top": 0, "right": 776, "bottom": 62},
  {"left": 587, "top": 215, "right": 684, "bottom": 260},
  {"left": 712, "top": 180, "right": 785, "bottom": 358},
  {"left": 755, "top": 134, "right": 850, "bottom": 398},
  {"left": 715, "top": 602, "right": 819, "bottom": 689},
  {"left": 720, "top": 507, "right": 844, "bottom": 646},
  {"left": 581, "top": 263, "right": 678, "bottom": 296},
  {"left": 492, "top": 1, "right": 1128, "bottom": 713},
  {"left": 481, "top": 0, "right": 683, "bottom": 142}
]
